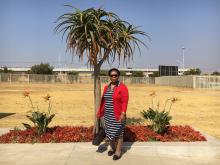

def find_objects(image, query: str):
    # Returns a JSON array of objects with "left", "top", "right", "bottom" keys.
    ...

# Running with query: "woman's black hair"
[{"left": 108, "top": 68, "right": 120, "bottom": 76}]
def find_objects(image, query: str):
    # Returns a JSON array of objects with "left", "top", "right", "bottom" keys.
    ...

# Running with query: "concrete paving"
[{"left": 0, "top": 128, "right": 220, "bottom": 165}]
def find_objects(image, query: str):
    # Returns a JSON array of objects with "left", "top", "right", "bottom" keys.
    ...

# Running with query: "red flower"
[{"left": 0, "top": 125, "right": 206, "bottom": 143}]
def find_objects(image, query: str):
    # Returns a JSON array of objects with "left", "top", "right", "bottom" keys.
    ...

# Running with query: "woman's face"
[{"left": 109, "top": 70, "right": 119, "bottom": 83}]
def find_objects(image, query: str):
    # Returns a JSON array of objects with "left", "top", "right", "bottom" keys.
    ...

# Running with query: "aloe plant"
[
  {"left": 22, "top": 90, "right": 55, "bottom": 135},
  {"left": 54, "top": 6, "right": 149, "bottom": 134},
  {"left": 141, "top": 91, "right": 179, "bottom": 134},
  {"left": 141, "top": 108, "right": 172, "bottom": 134},
  {"left": 24, "top": 111, "right": 55, "bottom": 135}
]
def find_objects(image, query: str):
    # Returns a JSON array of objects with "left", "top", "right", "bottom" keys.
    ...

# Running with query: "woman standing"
[{"left": 97, "top": 68, "right": 129, "bottom": 160}]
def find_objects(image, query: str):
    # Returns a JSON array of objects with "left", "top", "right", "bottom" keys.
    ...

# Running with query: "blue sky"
[{"left": 0, "top": 0, "right": 219, "bottom": 73}]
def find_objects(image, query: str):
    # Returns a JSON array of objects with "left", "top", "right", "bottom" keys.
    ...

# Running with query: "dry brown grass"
[{"left": 0, "top": 82, "right": 220, "bottom": 139}]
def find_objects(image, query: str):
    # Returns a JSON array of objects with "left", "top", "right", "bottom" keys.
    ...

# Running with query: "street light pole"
[
  {"left": 58, "top": 55, "right": 61, "bottom": 74},
  {"left": 176, "top": 60, "right": 182, "bottom": 69},
  {"left": 182, "top": 47, "right": 185, "bottom": 70}
]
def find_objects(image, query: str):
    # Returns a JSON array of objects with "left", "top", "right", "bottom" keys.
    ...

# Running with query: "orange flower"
[
  {"left": 149, "top": 91, "right": 156, "bottom": 97},
  {"left": 23, "top": 89, "right": 30, "bottom": 97},
  {"left": 43, "top": 94, "right": 51, "bottom": 101}
]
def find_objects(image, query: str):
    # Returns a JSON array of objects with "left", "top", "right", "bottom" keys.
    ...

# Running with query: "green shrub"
[
  {"left": 99, "top": 70, "right": 108, "bottom": 76},
  {"left": 211, "top": 71, "right": 220, "bottom": 75},
  {"left": 184, "top": 68, "right": 201, "bottom": 75},
  {"left": 0, "top": 66, "right": 13, "bottom": 73},
  {"left": 131, "top": 71, "right": 144, "bottom": 77},
  {"left": 68, "top": 71, "right": 79, "bottom": 76},
  {"left": 149, "top": 71, "right": 159, "bottom": 77},
  {"left": 29, "top": 63, "right": 54, "bottom": 75}
]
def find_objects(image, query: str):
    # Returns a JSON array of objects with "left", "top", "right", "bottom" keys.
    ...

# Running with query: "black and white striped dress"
[{"left": 103, "top": 84, "right": 126, "bottom": 141}]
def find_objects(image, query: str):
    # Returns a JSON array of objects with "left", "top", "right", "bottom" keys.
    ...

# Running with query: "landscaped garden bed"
[
  {"left": 0, "top": 125, "right": 206, "bottom": 143},
  {"left": 0, "top": 90, "right": 206, "bottom": 144}
]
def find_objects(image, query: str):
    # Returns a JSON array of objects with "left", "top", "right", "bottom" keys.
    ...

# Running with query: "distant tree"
[
  {"left": 149, "top": 71, "right": 159, "bottom": 77},
  {"left": 26, "top": 70, "right": 32, "bottom": 74},
  {"left": 211, "top": 71, "right": 220, "bottom": 76},
  {"left": 131, "top": 71, "right": 144, "bottom": 77},
  {"left": 0, "top": 66, "right": 13, "bottom": 73},
  {"left": 29, "top": 63, "right": 54, "bottom": 75},
  {"left": 99, "top": 70, "right": 108, "bottom": 76},
  {"left": 68, "top": 71, "right": 79, "bottom": 76},
  {"left": 67, "top": 71, "right": 79, "bottom": 83},
  {"left": 99, "top": 70, "right": 127, "bottom": 76},
  {"left": 184, "top": 68, "right": 201, "bottom": 75},
  {"left": 120, "top": 71, "right": 126, "bottom": 76}
]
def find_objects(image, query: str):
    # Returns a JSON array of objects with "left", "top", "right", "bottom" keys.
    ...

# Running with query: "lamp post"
[
  {"left": 58, "top": 55, "right": 61, "bottom": 74},
  {"left": 182, "top": 47, "right": 185, "bottom": 70},
  {"left": 176, "top": 60, "right": 182, "bottom": 69}
]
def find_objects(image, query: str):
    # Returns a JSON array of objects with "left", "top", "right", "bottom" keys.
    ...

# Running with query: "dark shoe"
[
  {"left": 113, "top": 154, "right": 121, "bottom": 160},
  {"left": 108, "top": 150, "right": 115, "bottom": 156}
]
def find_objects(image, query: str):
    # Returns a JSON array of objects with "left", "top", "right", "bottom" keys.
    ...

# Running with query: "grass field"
[{"left": 0, "top": 82, "right": 220, "bottom": 139}]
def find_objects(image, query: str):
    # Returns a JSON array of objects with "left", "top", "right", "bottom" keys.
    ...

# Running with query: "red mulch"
[{"left": 0, "top": 125, "right": 206, "bottom": 143}]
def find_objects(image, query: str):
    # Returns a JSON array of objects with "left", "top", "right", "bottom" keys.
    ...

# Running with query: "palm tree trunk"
[{"left": 93, "top": 64, "right": 101, "bottom": 134}]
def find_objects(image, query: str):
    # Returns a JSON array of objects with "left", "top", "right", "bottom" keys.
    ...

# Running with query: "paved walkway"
[{"left": 0, "top": 128, "right": 220, "bottom": 165}]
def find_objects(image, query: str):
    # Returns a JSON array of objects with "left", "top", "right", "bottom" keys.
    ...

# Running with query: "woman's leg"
[
  {"left": 109, "top": 139, "right": 116, "bottom": 151},
  {"left": 115, "top": 136, "right": 123, "bottom": 156}
]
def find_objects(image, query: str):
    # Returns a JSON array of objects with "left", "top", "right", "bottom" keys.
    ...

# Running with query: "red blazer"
[{"left": 96, "top": 82, "right": 129, "bottom": 121}]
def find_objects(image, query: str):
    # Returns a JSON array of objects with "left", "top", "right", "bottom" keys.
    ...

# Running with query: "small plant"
[
  {"left": 22, "top": 89, "right": 55, "bottom": 135},
  {"left": 13, "top": 126, "right": 21, "bottom": 131},
  {"left": 141, "top": 91, "right": 179, "bottom": 134}
]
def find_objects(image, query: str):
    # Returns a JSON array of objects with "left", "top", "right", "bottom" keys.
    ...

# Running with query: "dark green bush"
[{"left": 29, "top": 63, "right": 54, "bottom": 74}]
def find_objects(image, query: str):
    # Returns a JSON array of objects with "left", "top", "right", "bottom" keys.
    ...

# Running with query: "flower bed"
[{"left": 0, "top": 125, "right": 206, "bottom": 143}]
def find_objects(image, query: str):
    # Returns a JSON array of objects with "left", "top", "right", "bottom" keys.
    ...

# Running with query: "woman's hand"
[{"left": 118, "top": 112, "right": 126, "bottom": 123}]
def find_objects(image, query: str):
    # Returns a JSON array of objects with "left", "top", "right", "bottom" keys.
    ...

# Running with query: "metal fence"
[
  {"left": 155, "top": 75, "right": 220, "bottom": 89},
  {"left": 195, "top": 76, "right": 220, "bottom": 89},
  {"left": 0, "top": 73, "right": 155, "bottom": 84},
  {"left": 1, "top": 73, "right": 219, "bottom": 89}
]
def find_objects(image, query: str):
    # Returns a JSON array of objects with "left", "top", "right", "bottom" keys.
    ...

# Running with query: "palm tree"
[{"left": 54, "top": 6, "right": 149, "bottom": 133}]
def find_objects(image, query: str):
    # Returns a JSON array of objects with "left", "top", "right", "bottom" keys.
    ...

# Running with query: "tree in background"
[
  {"left": 67, "top": 71, "right": 79, "bottom": 76},
  {"left": 99, "top": 70, "right": 127, "bottom": 77},
  {"left": 184, "top": 68, "right": 201, "bottom": 75},
  {"left": 67, "top": 71, "right": 79, "bottom": 83},
  {"left": 0, "top": 66, "right": 13, "bottom": 73},
  {"left": 28, "top": 63, "right": 54, "bottom": 75},
  {"left": 55, "top": 6, "right": 149, "bottom": 133},
  {"left": 131, "top": 71, "right": 144, "bottom": 77},
  {"left": 120, "top": 71, "right": 127, "bottom": 76},
  {"left": 211, "top": 71, "right": 220, "bottom": 76},
  {"left": 149, "top": 71, "right": 159, "bottom": 77},
  {"left": 99, "top": 70, "right": 108, "bottom": 76}
]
